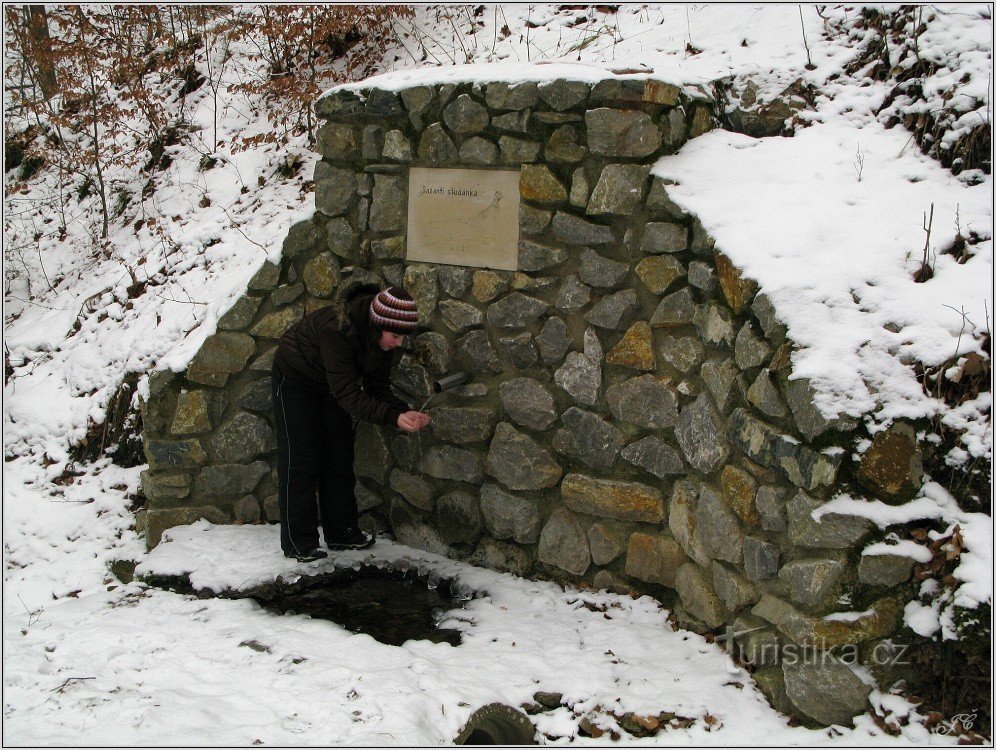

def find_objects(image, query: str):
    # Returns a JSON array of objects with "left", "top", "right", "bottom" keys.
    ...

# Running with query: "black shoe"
[
  {"left": 284, "top": 547, "right": 328, "bottom": 563},
  {"left": 327, "top": 528, "right": 375, "bottom": 551}
]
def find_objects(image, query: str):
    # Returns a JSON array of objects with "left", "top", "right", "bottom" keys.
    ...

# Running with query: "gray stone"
[
  {"left": 625, "top": 533, "right": 687, "bottom": 588},
  {"left": 748, "top": 369, "right": 789, "bottom": 419},
  {"left": 485, "top": 81, "right": 538, "bottom": 110},
  {"left": 390, "top": 434, "right": 419, "bottom": 472},
  {"left": 170, "top": 390, "right": 211, "bottom": 435},
  {"left": 728, "top": 409, "right": 841, "bottom": 491},
  {"left": 733, "top": 614, "right": 782, "bottom": 669},
  {"left": 563, "top": 474, "right": 664, "bottom": 523},
  {"left": 499, "top": 135, "right": 540, "bottom": 163},
  {"left": 743, "top": 536, "right": 781, "bottom": 581},
  {"left": 641, "top": 222, "right": 688, "bottom": 254},
  {"left": 787, "top": 491, "right": 874, "bottom": 550},
  {"left": 486, "top": 422, "right": 563, "bottom": 491},
  {"left": 691, "top": 219, "right": 717, "bottom": 258},
  {"left": 592, "top": 570, "right": 630, "bottom": 595},
  {"left": 145, "top": 506, "right": 227, "bottom": 548},
  {"left": 538, "top": 508, "right": 590, "bottom": 576},
  {"left": 354, "top": 422, "right": 390, "bottom": 484},
  {"left": 579, "top": 248, "right": 628, "bottom": 289},
  {"left": 394, "top": 355, "right": 432, "bottom": 401},
  {"left": 282, "top": 220, "right": 323, "bottom": 259},
  {"left": 551, "top": 212, "right": 615, "bottom": 246},
  {"left": 217, "top": 296, "right": 260, "bottom": 331},
  {"left": 369, "top": 174, "right": 405, "bottom": 233},
  {"left": 712, "top": 562, "right": 759, "bottom": 612},
  {"left": 492, "top": 110, "right": 530, "bottom": 133},
  {"left": 668, "top": 480, "right": 712, "bottom": 568},
  {"left": 537, "top": 80, "right": 590, "bottom": 111},
  {"left": 735, "top": 322, "right": 772, "bottom": 370},
  {"left": 650, "top": 287, "right": 695, "bottom": 328},
  {"left": 325, "top": 217, "right": 357, "bottom": 259},
  {"left": 249, "top": 306, "right": 303, "bottom": 340},
  {"left": 470, "top": 538, "right": 533, "bottom": 576},
  {"left": 620, "top": 437, "right": 686, "bottom": 479},
  {"left": 403, "top": 265, "right": 438, "bottom": 315},
  {"left": 459, "top": 136, "right": 498, "bottom": 164},
  {"left": 588, "top": 523, "right": 626, "bottom": 565},
  {"left": 437, "top": 267, "right": 471, "bottom": 298},
  {"left": 455, "top": 330, "right": 502, "bottom": 374},
  {"left": 428, "top": 406, "right": 496, "bottom": 443},
  {"left": 701, "top": 359, "right": 740, "bottom": 413},
  {"left": 687, "top": 261, "right": 716, "bottom": 292},
  {"left": 585, "top": 108, "right": 661, "bottom": 157},
  {"left": 645, "top": 177, "right": 688, "bottom": 220},
  {"left": 519, "top": 205, "right": 552, "bottom": 235},
  {"left": 390, "top": 469, "right": 435, "bottom": 511},
  {"left": 480, "top": 483, "right": 542, "bottom": 544},
  {"left": 499, "top": 377, "right": 557, "bottom": 430},
  {"left": 520, "top": 164, "right": 567, "bottom": 204},
  {"left": 390, "top": 500, "right": 449, "bottom": 557},
  {"left": 486, "top": 292, "right": 548, "bottom": 329},
  {"left": 858, "top": 554, "right": 915, "bottom": 587},
  {"left": 211, "top": 412, "right": 275, "bottom": 463},
  {"left": 249, "top": 347, "right": 276, "bottom": 373},
  {"left": 271, "top": 283, "right": 304, "bottom": 308},
  {"left": 234, "top": 495, "right": 261, "bottom": 524},
  {"left": 606, "top": 375, "right": 680, "bottom": 430},
  {"left": 140, "top": 470, "right": 191, "bottom": 503},
  {"left": 315, "top": 121, "right": 359, "bottom": 160},
  {"left": 400, "top": 86, "right": 436, "bottom": 129},
  {"left": 439, "top": 300, "right": 483, "bottom": 332},
  {"left": 694, "top": 304, "right": 735, "bottom": 347},
  {"left": 472, "top": 270, "right": 509, "bottom": 303},
  {"left": 569, "top": 167, "right": 590, "bottom": 208},
  {"left": 195, "top": 461, "right": 268, "bottom": 498},
  {"left": 755, "top": 486, "right": 788, "bottom": 532},
  {"left": 302, "top": 252, "right": 340, "bottom": 298},
  {"left": 585, "top": 289, "right": 639, "bottom": 331},
  {"left": 658, "top": 336, "right": 705, "bottom": 373},
  {"left": 314, "top": 169, "right": 357, "bottom": 217},
  {"left": 696, "top": 485, "right": 743, "bottom": 565},
  {"left": 362, "top": 124, "right": 383, "bottom": 160},
  {"left": 752, "top": 293, "right": 787, "bottom": 345},
  {"left": 635, "top": 255, "right": 685, "bottom": 296},
  {"left": 533, "top": 111, "right": 584, "bottom": 124},
  {"left": 369, "top": 236, "right": 405, "bottom": 260},
  {"left": 382, "top": 130, "right": 413, "bottom": 162},
  {"left": 545, "top": 125, "right": 587, "bottom": 163},
  {"left": 518, "top": 240, "right": 567, "bottom": 272},
  {"left": 590, "top": 78, "right": 680, "bottom": 106},
  {"left": 660, "top": 107, "right": 687, "bottom": 150},
  {"left": 587, "top": 164, "right": 651, "bottom": 216},
  {"left": 555, "top": 275, "right": 591, "bottom": 312},
  {"left": 436, "top": 491, "right": 483, "bottom": 545},
  {"left": 365, "top": 89, "right": 402, "bottom": 116},
  {"left": 675, "top": 394, "right": 729, "bottom": 474},
  {"left": 418, "top": 445, "right": 484, "bottom": 484},
  {"left": 355, "top": 482, "right": 383, "bottom": 513},
  {"left": 676, "top": 563, "right": 727, "bottom": 628},
  {"left": 553, "top": 407, "right": 625, "bottom": 471},
  {"left": 237, "top": 379, "right": 271, "bottom": 414},
  {"left": 418, "top": 123, "right": 458, "bottom": 164},
  {"left": 782, "top": 657, "right": 872, "bottom": 727},
  {"left": 855, "top": 422, "right": 923, "bottom": 502},
  {"left": 443, "top": 94, "right": 489, "bottom": 134},
  {"left": 554, "top": 328, "right": 602, "bottom": 406},
  {"left": 779, "top": 558, "right": 845, "bottom": 608},
  {"left": 187, "top": 333, "right": 255, "bottom": 387},
  {"left": 537, "top": 317, "right": 570, "bottom": 365}
]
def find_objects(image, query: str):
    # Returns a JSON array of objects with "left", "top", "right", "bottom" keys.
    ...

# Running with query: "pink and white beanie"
[{"left": 369, "top": 286, "right": 419, "bottom": 334}]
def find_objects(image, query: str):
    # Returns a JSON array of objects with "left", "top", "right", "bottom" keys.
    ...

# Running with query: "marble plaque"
[{"left": 407, "top": 167, "right": 520, "bottom": 271}]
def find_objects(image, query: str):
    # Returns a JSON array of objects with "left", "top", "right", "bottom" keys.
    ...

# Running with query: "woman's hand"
[{"left": 397, "top": 410, "right": 431, "bottom": 433}]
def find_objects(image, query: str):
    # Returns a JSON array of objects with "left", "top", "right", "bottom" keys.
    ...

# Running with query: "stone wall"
[{"left": 140, "top": 76, "right": 927, "bottom": 727}]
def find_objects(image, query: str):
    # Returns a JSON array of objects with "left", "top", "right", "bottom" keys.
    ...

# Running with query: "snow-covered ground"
[{"left": 4, "top": 4, "right": 992, "bottom": 744}]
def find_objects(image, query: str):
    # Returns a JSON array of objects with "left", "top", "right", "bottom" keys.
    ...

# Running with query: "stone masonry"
[{"left": 140, "top": 75, "right": 927, "bottom": 728}]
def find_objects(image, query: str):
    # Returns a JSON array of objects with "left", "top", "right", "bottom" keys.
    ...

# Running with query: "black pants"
[{"left": 271, "top": 366, "right": 358, "bottom": 555}]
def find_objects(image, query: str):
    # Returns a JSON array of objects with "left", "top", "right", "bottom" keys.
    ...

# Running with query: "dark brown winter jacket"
[{"left": 273, "top": 283, "right": 409, "bottom": 427}]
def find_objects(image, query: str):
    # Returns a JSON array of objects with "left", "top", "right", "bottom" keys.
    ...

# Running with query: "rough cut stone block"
[
  {"left": 551, "top": 212, "right": 615, "bottom": 245},
  {"left": 605, "top": 322, "right": 655, "bottom": 371},
  {"left": 354, "top": 422, "right": 389, "bottom": 484},
  {"left": 186, "top": 333, "right": 255, "bottom": 387},
  {"left": 436, "top": 491, "right": 483, "bottom": 545},
  {"left": 787, "top": 491, "right": 874, "bottom": 550},
  {"left": 389, "top": 469, "right": 435, "bottom": 512},
  {"left": 782, "top": 657, "right": 872, "bottom": 727},
  {"left": 585, "top": 108, "right": 661, "bottom": 157},
  {"left": 696, "top": 484, "right": 743, "bottom": 565},
  {"left": 554, "top": 329, "right": 602, "bottom": 406},
  {"left": 418, "top": 445, "right": 484, "bottom": 484},
  {"left": 585, "top": 289, "right": 639, "bottom": 331},
  {"left": 553, "top": 407, "right": 624, "bottom": 471},
  {"left": 625, "top": 533, "right": 688, "bottom": 588},
  {"left": 485, "top": 423, "right": 563, "bottom": 491},
  {"left": 195, "top": 461, "right": 268, "bottom": 498},
  {"left": 538, "top": 508, "right": 590, "bottom": 576},
  {"left": 779, "top": 557, "right": 846, "bottom": 608},
  {"left": 562, "top": 474, "right": 663, "bottom": 523},
  {"left": 586, "top": 164, "right": 651, "bottom": 216},
  {"left": 249, "top": 306, "right": 303, "bottom": 340},
  {"left": 145, "top": 505, "right": 227, "bottom": 548},
  {"left": 588, "top": 523, "right": 626, "bottom": 565},
  {"left": 606, "top": 375, "right": 680, "bottom": 430},
  {"left": 676, "top": 563, "right": 727, "bottom": 627},
  {"left": 480, "top": 483, "right": 542, "bottom": 544},
  {"left": 579, "top": 247, "right": 628, "bottom": 289},
  {"left": 712, "top": 561, "right": 759, "bottom": 612},
  {"left": 443, "top": 94, "right": 489, "bottom": 134},
  {"left": 520, "top": 164, "right": 567, "bottom": 204},
  {"left": 855, "top": 422, "right": 923, "bottom": 503},
  {"left": 636, "top": 255, "right": 685, "bottom": 295},
  {"left": 211, "top": 412, "right": 275, "bottom": 463},
  {"left": 170, "top": 390, "right": 211, "bottom": 435},
  {"left": 499, "top": 377, "right": 557, "bottom": 431},
  {"left": 641, "top": 222, "right": 688, "bottom": 254},
  {"left": 675, "top": 394, "right": 729, "bottom": 474},
  {"left": 668, "top": 480, "right": 712, "bottom": 568},
  {"left": 470, "top": 538, "right": 533, "bottom": 576}
]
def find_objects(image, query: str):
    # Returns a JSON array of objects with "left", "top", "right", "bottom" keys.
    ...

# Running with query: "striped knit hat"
[{"left": 369, "top": 287, "right": 419, "bottom": 335}]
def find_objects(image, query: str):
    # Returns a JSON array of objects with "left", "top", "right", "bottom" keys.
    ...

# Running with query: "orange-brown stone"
[{"left": 606, "top": 321, "right": 656, "bottom": 370}]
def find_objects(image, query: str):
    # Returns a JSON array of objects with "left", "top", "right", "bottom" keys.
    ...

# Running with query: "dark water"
[{"left": 251, "top": 566, "right": 472, "bottom": 647}]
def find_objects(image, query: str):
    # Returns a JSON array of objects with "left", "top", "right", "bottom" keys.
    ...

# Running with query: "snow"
[
  {"left": 3, "top": 3, "right": 992, "bottom": 743},
  {"left": 861, "top": 541, "right": 934, "bottom": 565}
]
